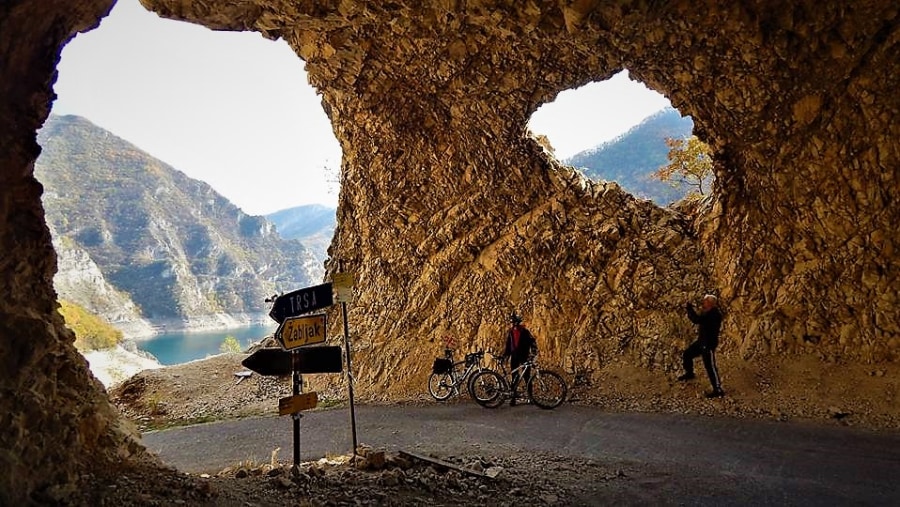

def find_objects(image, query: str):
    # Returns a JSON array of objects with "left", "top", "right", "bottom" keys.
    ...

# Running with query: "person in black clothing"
[
  {"left": 503, "top": 313, "right": 538, "bottom": 406},
  {"left": 678, "top": 294, "right": 725, "bottom": 398}
]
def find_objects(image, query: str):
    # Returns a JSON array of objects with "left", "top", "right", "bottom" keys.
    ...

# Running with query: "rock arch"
[{"left": 1, "top": 0, "right": 897, "bottom": 501}]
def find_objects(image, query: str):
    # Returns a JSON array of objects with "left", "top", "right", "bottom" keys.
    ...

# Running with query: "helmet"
[{"left": 509, "top": 313, "right": 522, "bottom": 324}]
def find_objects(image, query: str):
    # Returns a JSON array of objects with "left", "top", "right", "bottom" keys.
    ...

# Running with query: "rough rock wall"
[
  {"left": 0, "top": 0, "right": 898, "bottom": 499},
  {"left": 142, "top": 0, "right": 899, "bottom": 394},
  {"left": 625, "top": 2, "right": 900, "bottom": 362},
  {"left": 0, "top": 1, "right": 145, "bottom": 504}
]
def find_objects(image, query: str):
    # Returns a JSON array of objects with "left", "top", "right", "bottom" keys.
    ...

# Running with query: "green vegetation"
[
  {"left": 220, "top": 335, "right": 242, "bottom": 353},
  {"left": 58, "top": 300, "right": 123, "bottom": 351}
]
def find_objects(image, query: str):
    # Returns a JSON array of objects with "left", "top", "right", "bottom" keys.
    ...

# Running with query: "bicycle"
[
  {"left": 470, "top": 352, "right": 567, "bottom": 409},
  {"left": 427, "top": 344, "right": 488, "bottom": 401}
]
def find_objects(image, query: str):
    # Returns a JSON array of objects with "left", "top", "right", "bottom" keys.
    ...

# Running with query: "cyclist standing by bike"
[{"left": 503, "top": 313, "right": 538, "bottom": 406}]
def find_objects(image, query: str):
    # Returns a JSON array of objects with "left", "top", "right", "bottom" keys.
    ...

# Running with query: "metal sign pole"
[
  {"left": 338, "top": 261, "right": 358, "bottom": 457},
  {"left": 343, "top": 298, "right": 358, "bottom": 457},
  {"left": 292, "top": 353, "right": 301, "bottom": 468}
]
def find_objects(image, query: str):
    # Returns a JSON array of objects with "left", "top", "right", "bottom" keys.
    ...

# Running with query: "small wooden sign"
[
  {"left": 333, "top": 272, "right": 355, "bottom": 303},
  {"left": 278, "top": 392, "right": 318, "bottom": 416}
]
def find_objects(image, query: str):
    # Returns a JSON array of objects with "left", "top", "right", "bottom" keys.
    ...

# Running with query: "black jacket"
[
  {"left": 687, "top": 304, "right": 722, "bottom": 349},
  {"left": 504, "top": 324, "right": 538, "bottom": 362}
]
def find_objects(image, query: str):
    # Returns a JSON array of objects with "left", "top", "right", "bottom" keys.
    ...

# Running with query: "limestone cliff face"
[
  {"left": 1, "top": 0, "right": 898, "bottom": 502},
  {"left": 51, "top": 232, "right": 156, "bottom": 337}
]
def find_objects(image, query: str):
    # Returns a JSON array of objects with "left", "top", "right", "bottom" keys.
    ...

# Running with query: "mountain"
[
  {"left": 36, "top": 115, "right": 322, "bottom": 331},
  {"left": 266, "top": 204, "right": 336, "bottom": 263},
  {"left": 565, "top": 107, "right": 694, "bottom": 204}
]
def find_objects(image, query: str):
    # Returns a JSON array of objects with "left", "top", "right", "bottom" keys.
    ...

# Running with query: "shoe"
[
  {"left": 677, "top": 373, "right": 696, "bottom": 381},
  {"left": 510, "top": 398, "right": 517, "bottom": 406},
  {"left": 705, "top": 389, "right": 725, "bottom": 398}
]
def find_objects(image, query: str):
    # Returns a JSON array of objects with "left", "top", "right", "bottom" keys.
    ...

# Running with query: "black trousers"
[
  {"left": 510, "top": 356, "right": 531, "bottom": 398},
  {"left": 683, "top": 341, "right": 722, "bottom": 390}
]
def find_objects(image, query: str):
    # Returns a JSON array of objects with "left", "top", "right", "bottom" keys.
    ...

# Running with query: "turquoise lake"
[{"left": 136, "top": 323, "right": 276, "bottom": 365}]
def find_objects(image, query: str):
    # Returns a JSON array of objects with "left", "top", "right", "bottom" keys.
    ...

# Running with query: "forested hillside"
[{"left": 566, "top": 107, "right": 694, "bottom": 204}]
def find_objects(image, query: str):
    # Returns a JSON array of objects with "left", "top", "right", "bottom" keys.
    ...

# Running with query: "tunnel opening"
[
  {"left": 38, "top": 0, "right": 342, "bottom": 386},
  {"left": 527, "top": 70, "right": 712, "bottom": 206}
]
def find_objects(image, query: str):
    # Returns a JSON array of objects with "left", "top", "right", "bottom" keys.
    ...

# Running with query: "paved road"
[{"left": 144, "top": 403, "right": 900, "bottom": 505}]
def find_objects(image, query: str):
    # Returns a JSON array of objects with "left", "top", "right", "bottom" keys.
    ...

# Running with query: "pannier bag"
[{"left": 432, "top": 358, "right": 452, "bottom": 374}]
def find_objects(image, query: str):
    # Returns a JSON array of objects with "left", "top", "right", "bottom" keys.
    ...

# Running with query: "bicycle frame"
[
  {"left": 429, "top": 349, "right": 486, "bottom": 400},
  {"left": 488, "top": 353, "right": 537, "bottom": 395},
  {"left": 471, "top": 352, "right": 567, "bottom": 409}
]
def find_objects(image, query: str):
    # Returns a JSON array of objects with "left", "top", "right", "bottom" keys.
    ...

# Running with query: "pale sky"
[{"left": 51, "top": 0, "right": 671, "bottom": 216}]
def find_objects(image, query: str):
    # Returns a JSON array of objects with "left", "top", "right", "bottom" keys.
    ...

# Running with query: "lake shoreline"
[
  {"left": 133, "top": 322, "right": 277, "bottom": 366},
  {"left": 122, "top": 312, "right": 275, "bottom": 341}
]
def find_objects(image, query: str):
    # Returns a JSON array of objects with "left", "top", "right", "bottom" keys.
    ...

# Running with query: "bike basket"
[{"left": 432, "top": 358, "right": 452, "bottom": 374}]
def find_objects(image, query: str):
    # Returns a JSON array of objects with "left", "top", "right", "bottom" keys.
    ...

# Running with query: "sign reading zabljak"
[{"left": 275, "top": 314, "right": 327, "bottom": 350}]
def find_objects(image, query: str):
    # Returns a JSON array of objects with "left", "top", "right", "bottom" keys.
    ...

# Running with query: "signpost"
[
  {"left": 275, "top": 314, "right": 327, "bottom": 350},
  {"left": 242, "top": 331, "right": 342, "bottom": 470},
  {"left": 268, "top": 283, "right": 333, "bottom": 324},
  {"left": 253, "top": 277, "right": 355, "bottom": 466}
]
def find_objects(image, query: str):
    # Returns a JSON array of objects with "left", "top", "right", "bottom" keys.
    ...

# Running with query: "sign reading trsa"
[
  {"left": 276, "top": 314, "right": 327, "bottom": 350},
  {"left": 268, "top": 283, "right": 333, "bottom": 324}
]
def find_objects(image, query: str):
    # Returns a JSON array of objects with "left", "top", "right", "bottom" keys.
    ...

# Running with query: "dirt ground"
[
  {"left": 109, "top": 351, "right": 899, "bottom": 432},
  {"left": 78, "top": 350, "right": 898, "bottom": 506}
]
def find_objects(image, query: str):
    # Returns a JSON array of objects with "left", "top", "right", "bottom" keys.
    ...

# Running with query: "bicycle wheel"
[
  {"left": 465, "top": 367, "right": 486, "bottom": 399},
  {"left": 470, "top": 370, "right": 507, "bottom": 408},
  {"left": 527, "top": 370, "right": 567, "bottom": 409},
  {"left": 428, "top": 372, "right": 455, "bottom": 401}
]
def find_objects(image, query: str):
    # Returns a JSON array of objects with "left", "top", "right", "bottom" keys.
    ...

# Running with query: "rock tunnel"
[{"left": 1, "top": 0, "right": 898, "bottom": 502}]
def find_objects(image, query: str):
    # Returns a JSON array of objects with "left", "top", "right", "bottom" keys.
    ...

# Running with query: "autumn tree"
[{"left": 652, "top": 135, "right": 714, "bottom": 197}]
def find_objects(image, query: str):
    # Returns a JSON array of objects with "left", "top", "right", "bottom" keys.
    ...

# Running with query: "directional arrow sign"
[
  {"left": 294, "top": 345, "right": 343, "bottom": 374},
  {"left": 241, "top": 346, "right": 343, "bottom": 376},
  {"left": 278, "top": 392, "right": 318, "bottom": 416},
  {"left": 241, "top": 348, "right": 292, "bottom": 377},
  {"left": 275, "top": 314, "right": 327, "bottom": 350},
  {"left": 268, "top": 283, "right": 333, "bottom": 324}
]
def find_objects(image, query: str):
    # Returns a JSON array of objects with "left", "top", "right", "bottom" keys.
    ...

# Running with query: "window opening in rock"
[
  {"left": 528, "top": 70, "right": 704, "bottom": 206},
  {"left": 37, "top": 0, "right": 340, "bottom": 386}
]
